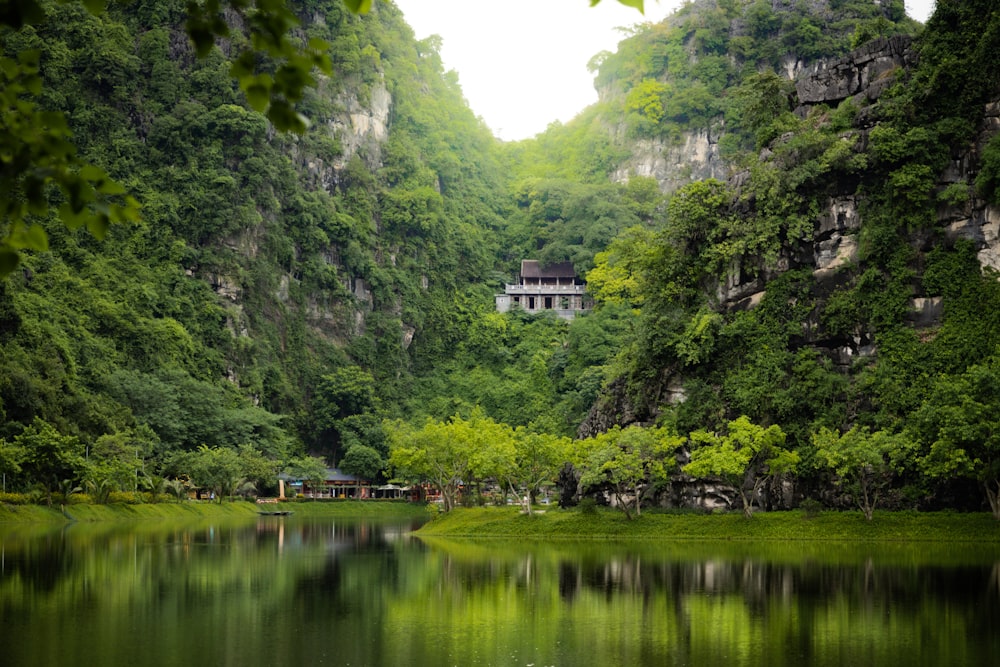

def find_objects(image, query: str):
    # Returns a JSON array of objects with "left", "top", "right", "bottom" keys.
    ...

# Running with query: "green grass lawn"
[
  {"left": 4, "top": 499, "right": 996, "bottom": 543},
  {"left": 416, "top": 506, "right": 1000, "bottom": 542},
  {"left": 0, "top": 499, "right": 433, "bottom": 523}
]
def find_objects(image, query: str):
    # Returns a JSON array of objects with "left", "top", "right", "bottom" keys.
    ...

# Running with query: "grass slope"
[
  {"left": 416, "top": 507, "right": 1000, "bottom": 542},
  {"left": 0, "top": 500, "right": 433, "bottom": 523}
]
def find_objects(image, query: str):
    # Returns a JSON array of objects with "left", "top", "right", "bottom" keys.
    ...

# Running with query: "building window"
[{"left": 544, "top": 296, "right": 553, "bottom": 309}]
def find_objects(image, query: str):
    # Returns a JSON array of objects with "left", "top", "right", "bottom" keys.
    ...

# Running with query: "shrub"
[
  {"left": 800, "top": 497, "right": 823, "bottom": 519},
  {"left": 0, "top": 492, "right": 30, "bottom": 505}
]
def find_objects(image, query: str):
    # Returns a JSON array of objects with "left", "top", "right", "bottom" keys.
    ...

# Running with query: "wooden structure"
[{"left": 279, "top": 468, "right": 373, "bottom": 499}]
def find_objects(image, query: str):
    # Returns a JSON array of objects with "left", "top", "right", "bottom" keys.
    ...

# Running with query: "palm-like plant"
[
  {"left": 141, "top": 474, "right": 168, "bottom": 503},
  {"left": 164, "top": 479, "right": 190, "bottom": 502},
  {"left": 83, "top": 475, "right": 115, "bottom": 504},
  {"left": 58, "top": 478, "right": 82, "bottom": 504}
]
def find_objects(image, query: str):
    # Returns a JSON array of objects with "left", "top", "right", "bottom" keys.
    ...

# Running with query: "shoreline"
[
  {"left": 414, "top": 506, "right": 1000, "bottom": 542},
  {"left": 4, "top": 501, "right": 998, "bottom": 544},
  {"left": 0, "top": 499, "right": 433, "bottom": 523}
]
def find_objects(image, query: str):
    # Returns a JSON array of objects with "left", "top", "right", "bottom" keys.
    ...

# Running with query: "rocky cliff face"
[
  {"left": 610, "top": 123, "right": 730, "bottom": 193},
  {"left": 620, "top": 34, "right": 1000, "bottom": 321},
  {"left": 754, "top": 34, "right": 1000, "bottom": 314},
  {"left": 580, "top": 34, "right": 1000, "bottom": 503},
  {"left": 794, "top": 35, "right": 913, "bottom": 107}
]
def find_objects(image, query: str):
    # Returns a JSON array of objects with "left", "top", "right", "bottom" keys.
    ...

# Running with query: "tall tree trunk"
[
  {"left": 984, "top": 479, "right": 1000, "bottom": 519},
  {"left": 740, "top": 488, "right": 753, "bottom": 518},
  {"left": 614, "top": 485, "right": 633, "bottom": 520},
  {"left": 509, "top": 482, "right": 531, "bottom": 515},
  {"left": 859, "top": 478, "right": 876, "bottom": 521}
]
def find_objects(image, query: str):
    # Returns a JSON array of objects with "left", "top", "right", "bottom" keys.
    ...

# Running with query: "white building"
[{"left": 495, "top": 260, "right": 590, "bottom": 320}]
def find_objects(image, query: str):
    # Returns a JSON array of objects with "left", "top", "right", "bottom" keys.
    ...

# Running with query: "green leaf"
[
  {"left": 0, "top": 248, "right": 20, "bottom": 277},
  {"left": 342, "top": 0, "right": 373, "bottom": 13},
  {"left": 80, "top": 0, "right": 108, "bottom": 15},
  {"left": 1, "top": 0, "right": 46, "bottom": 28},
  {"left": 96, "top": 178, "right": 126, "bottom": 195},
  {"left": 58, "top": 202, "right": 87, "bottom": 230},
  {"left": 590, "top": 0, "right": 644, "bottom": 11},
  {"left": 87, "top": 213, "right": 110, "bottom": 240},
  {"left": 17, "top": 49, "right": 40, "bottom": 69},
  {"left": 22, "top": 225, "right": 48, "bottom": 251},
  {"left": 267, "top": 100, "right": 308, "bottom": 133},
  {"left": 243, "top": 80, "right": 271, "bottom": 112},
  {"left": 307, "top": 37, "right": 329, "bottom": 52},
  {"left": 78, "top": 164, "right": 105, "bottom": 182},
  {"left": 617, "top": 0, "right": 644, "bottom": 13}
]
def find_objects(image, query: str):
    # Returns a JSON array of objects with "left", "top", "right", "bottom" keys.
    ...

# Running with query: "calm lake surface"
[{"left": 1, "top": 514, "right": 998, "bottom": 667}]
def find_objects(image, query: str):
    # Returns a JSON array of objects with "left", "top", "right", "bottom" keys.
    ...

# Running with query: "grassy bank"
[
  {"left": 0, "top": 499, "right": 433, "bottom": 523},
  {"left": 416, "top": 506, "right": 1000, "bottom": 542}
]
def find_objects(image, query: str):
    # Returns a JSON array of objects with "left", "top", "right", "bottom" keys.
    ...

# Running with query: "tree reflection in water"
[{"left": 0, "top": 519, "right": 997, "bottom": 667}]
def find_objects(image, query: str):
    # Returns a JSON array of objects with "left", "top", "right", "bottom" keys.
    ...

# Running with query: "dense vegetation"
[
  {"left": 0, "top": 0, "right": 504, "bottom": 492},
  {"left": 2, "top": 0, "right": 1000, "bottom": 520},
  {"left": 580, "top": 0, "right": 1000, "bottom": 517}
]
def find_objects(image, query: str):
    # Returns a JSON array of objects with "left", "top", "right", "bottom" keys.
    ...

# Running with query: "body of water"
[{"left": 1, "top": 514, "right": 997, "bottom": 666}]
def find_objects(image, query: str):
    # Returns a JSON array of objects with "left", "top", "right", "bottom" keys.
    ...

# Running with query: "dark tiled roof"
[
  {"left": 279, "top": 467, "right": 362, "bottom": 483},
  {"left": 520, "top": 260, "right": 578, "bottom": 279}
]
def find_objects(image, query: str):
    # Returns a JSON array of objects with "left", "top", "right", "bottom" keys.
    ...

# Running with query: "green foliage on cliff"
[
  {"left": 0, "top": 0, "right": 516, "bottom": 492},
  {"left": 591, "top": 0, "right": 917, "bottom": 140},
  {"left": 3, "top": 0, "right": 1000, "bottom": 518},
  {"left": 576, "top": 0, "right": 1000, "bottom": 515}
]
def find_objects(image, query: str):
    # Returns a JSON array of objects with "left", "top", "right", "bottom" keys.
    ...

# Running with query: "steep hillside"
[
  {"left": 520, "top": 0, "right": 919, "bottom": 195},
  {"left": 4, "top": 0, "right": 1000, "bottom": 514},
  {"left": 580, "top": 0, "right": 1000, "bottom": 509},
  {"left": 0, "top": 0, "right": 510, "bottom": 467}
]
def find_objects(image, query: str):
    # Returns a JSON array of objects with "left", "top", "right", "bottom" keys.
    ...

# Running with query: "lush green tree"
[
  {"left": 12, "top": 416, "right": 86, "bottom": 504},
  {"left": 339, "top": 443, "right": 384, "bottom": 481},
  {"left": 908, "top": 363, "right": 1000, "bottom": 519},
  {"left": 0, "top": 0, "right": 343, "bottom": 274},
  {"left": 625, "top": 78, "right": 669, "bottom": 132},
  {"left": 386, "top": 412, "right": 512, "bottom": 512},
  {"left": 285, "top": 454, "right": 329, "bottom": 495},
  {"left": 81, "top": 459, "right": 134, "bottom": 503},
  {"left": 312, "top": 365, "right": 379, "bottom": 457},
  {"left": 182, "top": 444, "right": 269, "bottom": 501},
  {"left": 0, "top": 45, "right": 140, "bottom": 275},
  {"left": 140, "top": 472, "right": 169, "bottom": 503},
  {"left": 388, "top": 417, "right": 461, "bottom": 511},
  {"left": 0, "top": 435, "right": 25, "bottom": 491},
  {"left": 587, "top": 226, "right": 656, "bottom": 307},
  {"left": 684, "top": 416, "right": 798, "bottom": 518},
  {"left": 813, "top": 426, "right": 907, "bottom": 520},
  {"left": 468, "top": 425, "right": 569, "bottom": 513},
  {"left": 578, "top": 425, "right": 680, "bottom": 519},
  {"left": 506, "top": 430, "right": 570, "bottom": 512},
  {"left": 504, "top": 178, "right": 645, "bottom": 275}
]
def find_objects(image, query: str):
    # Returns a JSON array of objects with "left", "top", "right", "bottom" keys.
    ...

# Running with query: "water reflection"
[{"left": 0, "top": 518, "right": 997, "bottom": 667}]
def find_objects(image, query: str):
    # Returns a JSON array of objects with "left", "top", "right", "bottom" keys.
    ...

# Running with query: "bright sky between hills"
[{"left": 393, "top": 1, "right": 937, "bottom": 142}]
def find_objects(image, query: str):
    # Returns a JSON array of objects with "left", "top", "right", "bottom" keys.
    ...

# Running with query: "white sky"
[{"left": 392, "top": 0, "right": 937, "bottom": 142}]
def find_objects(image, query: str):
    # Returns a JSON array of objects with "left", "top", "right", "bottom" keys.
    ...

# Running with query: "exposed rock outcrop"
[
  {"left": 611, "top": 124, "right": 730, "bottom": 193},
  {"left": 577, "top": 377, "right": 648, "bottom": 439},
  {"left": 330, "top": 81, "right": 392, "bottom": 171},
  {"left": 795, "top": 35, "right": 914, "bottom": 108}
]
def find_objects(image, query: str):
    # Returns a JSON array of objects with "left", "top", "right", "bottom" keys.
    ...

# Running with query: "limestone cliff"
[{"left": 580, "top": 31, "right": 1000, "bottom": 447}]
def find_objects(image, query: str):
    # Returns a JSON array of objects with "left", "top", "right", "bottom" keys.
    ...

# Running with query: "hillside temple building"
[{"left": 495, "top": 260, "right": 590, "bottom": 320}]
